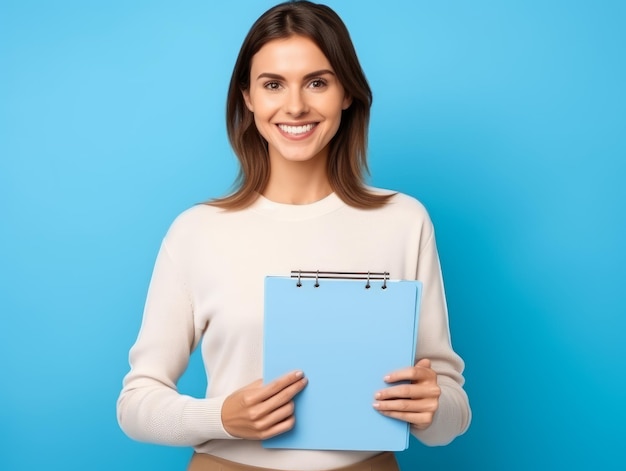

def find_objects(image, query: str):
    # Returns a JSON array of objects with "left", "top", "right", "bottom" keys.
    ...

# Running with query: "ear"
[
  {"left": 342, "top": 93, "right": 352, "bottom": 110},
  {"left": 242, "top": 89, "right": 253, "bottom": 112}
]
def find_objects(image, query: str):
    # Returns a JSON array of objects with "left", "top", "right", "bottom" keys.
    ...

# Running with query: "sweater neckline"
[{"left": 249, "top": 192, "right": 344, "bottom": 221}]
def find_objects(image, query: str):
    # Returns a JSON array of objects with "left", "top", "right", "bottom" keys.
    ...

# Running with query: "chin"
[
  {"left": 284, "top": 154, "right": 317, "bottom": 162},
  {"left": 278, "top": 146, "right": 328, "bottom": 162}
]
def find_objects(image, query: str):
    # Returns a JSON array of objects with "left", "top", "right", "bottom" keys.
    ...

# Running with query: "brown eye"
[
  {"left": 264, "top": 81, "right": 281, "bottom": 91},
  {"left": 309, "top": 79, "right": 327, "bottom": 89}
]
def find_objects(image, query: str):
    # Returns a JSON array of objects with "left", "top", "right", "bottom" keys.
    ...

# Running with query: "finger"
[
  {"left": 375, "top": 410, "right": 435, "bottom": 430},
  {"left": 244, "top": 374, "right": 307, "bottom": 419},
  {"left": 415, "top": 358, "right": 431, "bottom": 368},
  {"left": 254, "top": 400, "right": 296, "bottom": 432},
  {"left": 253, "top": 371, "right": 305, "bottom": 403},
  {"left": 373, "top": 397, "right": 439, "bottom": 414},
  {"left": 384, "top": 363, "right": 436, "bottom": 384},
  {"left": 258, "top": 414, "right": 297, "bottom": 440},
  {"left": 261, "top": 375, "right": 308, "bottom": 412},
  {"left": 375, "top": 382, "right": 440, "bottom": 401},
  {"left": 383, "top": 367, "right": 420, "bottom": 383},
  {"left": 384, "top": 368, "right": 432, "bottom": 384}
]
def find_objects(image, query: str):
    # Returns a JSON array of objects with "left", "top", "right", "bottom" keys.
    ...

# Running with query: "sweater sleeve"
[
  {"left": 410, "top": 226, "right": 472, "bottom": 446},
  {"left": 116, "top": 240, "right": 234, "bottom": 446}
]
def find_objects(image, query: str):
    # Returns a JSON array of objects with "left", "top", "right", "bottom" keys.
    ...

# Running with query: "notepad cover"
[{"left": 262, "top": 276, "right": 421, "bottom": 451}]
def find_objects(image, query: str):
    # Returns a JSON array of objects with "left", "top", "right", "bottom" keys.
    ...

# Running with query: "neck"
[{"left": 263, "top": 153, "right": 332, "bottom": 205}]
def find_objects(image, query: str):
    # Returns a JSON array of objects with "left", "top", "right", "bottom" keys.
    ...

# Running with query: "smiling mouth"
[{"left": 277, "top": 123, "right": 318, "bottom": 136}]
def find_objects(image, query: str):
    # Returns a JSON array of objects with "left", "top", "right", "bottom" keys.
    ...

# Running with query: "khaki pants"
[{"left": 188, "top": 452, "right": 399, "bottom": 471}]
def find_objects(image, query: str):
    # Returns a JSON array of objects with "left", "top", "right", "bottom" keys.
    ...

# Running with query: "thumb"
[{"left": 416, "top": 358, "right": 431, "bottom": 368}]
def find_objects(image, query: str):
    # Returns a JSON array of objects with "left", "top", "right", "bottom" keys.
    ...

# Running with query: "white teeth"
[{"left": 278, "top": 123, "right": 316, "bottom": 135}]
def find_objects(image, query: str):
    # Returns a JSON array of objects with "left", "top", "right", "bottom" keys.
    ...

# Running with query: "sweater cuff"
[
  {"left": 411, "top": 376, "right": 471, "bottom": 446},
  {"left": 182, "top": 395, "right": 237, "bottom": 442}
]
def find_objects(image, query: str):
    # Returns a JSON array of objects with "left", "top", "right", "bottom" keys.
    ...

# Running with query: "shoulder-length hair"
[{"left": 210, "top": 0, "right": 392, "bottom": 209}]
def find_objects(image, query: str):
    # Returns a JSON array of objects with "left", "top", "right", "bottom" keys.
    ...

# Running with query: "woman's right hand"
[{"left": 221, "top": 371, "right": 308, "bottom": 440}]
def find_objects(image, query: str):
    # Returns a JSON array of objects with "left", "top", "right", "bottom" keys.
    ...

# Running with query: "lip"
[{"left": 275, "top": 122, "right": 319, "bottom": 140}]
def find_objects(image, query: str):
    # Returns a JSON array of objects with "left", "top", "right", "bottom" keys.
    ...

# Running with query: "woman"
[{"left": 117, "top": 1, "right": 471, "bottom": 470}]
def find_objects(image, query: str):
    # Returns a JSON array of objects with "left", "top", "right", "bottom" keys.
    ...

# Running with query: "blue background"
[{"left": 1, "top": 0, "right": 624, "bottom": 470}]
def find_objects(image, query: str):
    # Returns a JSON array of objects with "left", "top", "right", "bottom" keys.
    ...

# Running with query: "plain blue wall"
[{"left": 1, "top": 1, "right": 624, "bottom": 470}]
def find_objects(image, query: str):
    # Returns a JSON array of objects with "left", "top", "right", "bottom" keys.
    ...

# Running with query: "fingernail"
[
  {"left": 384, "top": 375, "right": 391, "bottom": 382},
  {"left": 295, "top": 371, "right": 304, "bottom": 378},
  {"left": 375, "top": 392, "right": 381, "bottom": 399},
  {"left": 372, "top": 402, "right": 380, "bottom": 409}
]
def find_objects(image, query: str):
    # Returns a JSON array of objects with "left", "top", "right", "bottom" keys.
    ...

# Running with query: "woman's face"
[{"left": 243, "top": 35, "right": 352, "bottom": 166}]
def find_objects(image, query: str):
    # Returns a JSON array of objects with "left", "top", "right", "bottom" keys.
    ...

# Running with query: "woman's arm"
[
  {"left": 116, "top": 241, "right": 233, "bottom": 446},
  {"left": 373, "top": 223, "right": 471, "bottom": 446}
]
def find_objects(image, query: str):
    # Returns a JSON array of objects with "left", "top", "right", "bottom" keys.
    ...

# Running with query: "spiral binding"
[{"left": 291, "top": 270, "right": 389, "bottom": 289}]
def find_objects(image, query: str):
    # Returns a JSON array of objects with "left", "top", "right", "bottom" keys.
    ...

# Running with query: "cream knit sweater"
[{"left": 117, "top": 191, "right": 471, "bottom": 470}]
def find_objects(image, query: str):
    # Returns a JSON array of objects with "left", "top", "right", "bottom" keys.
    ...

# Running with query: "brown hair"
[{"left": 210, "top": 0, "right": 393, "bottom": 209}]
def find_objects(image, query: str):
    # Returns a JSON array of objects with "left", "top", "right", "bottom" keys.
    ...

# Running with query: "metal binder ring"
[
  {"left": 382, "top": 272, "right": 388, "bottom": 290},
  {"left": 314, "top": 270, "right": 320, "bottom": 288},
  {"left": 365, "top": 271, "right": 371, "bottom": 289},
  {"left": 297, "top": 270, "right": 302, "bottom": 287}
]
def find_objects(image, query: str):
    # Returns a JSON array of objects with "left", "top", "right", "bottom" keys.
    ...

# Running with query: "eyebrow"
[{"left": 255, "top": 69, "right": 336, "bottom": 81}]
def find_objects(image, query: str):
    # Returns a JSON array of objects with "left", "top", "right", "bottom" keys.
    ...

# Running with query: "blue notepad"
[{"left": 263, "top": 274, "right": 421, "bottom": 451}]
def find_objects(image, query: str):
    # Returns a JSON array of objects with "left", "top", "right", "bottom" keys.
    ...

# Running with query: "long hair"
[{"left": 210, "top": 0, "right": 393, "bottom": 209}]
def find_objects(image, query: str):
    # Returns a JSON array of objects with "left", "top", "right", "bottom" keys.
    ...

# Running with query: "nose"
[{"left": 284, "top": 88, "right": 308, "bottom": 116}]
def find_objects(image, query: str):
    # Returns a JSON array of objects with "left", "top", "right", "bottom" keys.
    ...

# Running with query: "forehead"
[{"left": 250, "top": 35, "right": 332, "bottom": 75}]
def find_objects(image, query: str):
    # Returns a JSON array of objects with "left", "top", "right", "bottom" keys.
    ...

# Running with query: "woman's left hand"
[{"left": 372, "top": 358, "right": 441, "bottom": 429}]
